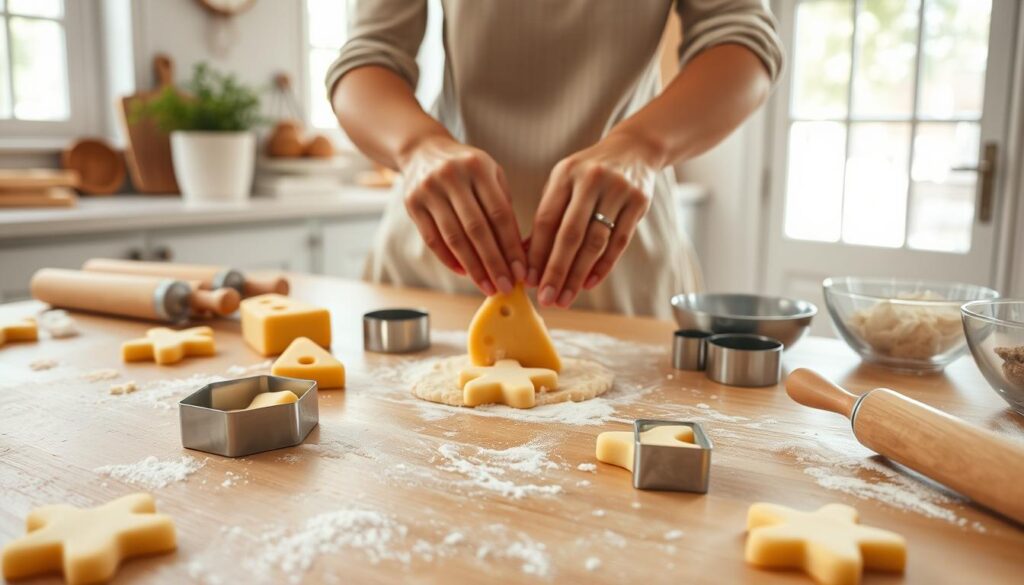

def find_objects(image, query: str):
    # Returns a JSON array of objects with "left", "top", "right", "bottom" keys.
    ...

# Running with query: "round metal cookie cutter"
[
  {"left": 363, "top": 308, "right": 430, "bottom": 353},
  {"left": 705, "top": 333, "right": 782, "bottom": 387}
]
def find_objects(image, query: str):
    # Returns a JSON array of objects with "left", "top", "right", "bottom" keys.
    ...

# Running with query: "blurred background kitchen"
[{"left": 0, "top": 0, "right": 1021, "bottom": 337}]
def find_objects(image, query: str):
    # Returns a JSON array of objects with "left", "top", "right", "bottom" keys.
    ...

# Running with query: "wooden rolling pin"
[
  {"left": 82, "top": 258, "right": 289, "bottom": 297},
  {"left": 786, "top": 368, "right": 1024, "bottom": 525},
  {"left": 31, "top": 269, "right": 239, "bottom": 323}
]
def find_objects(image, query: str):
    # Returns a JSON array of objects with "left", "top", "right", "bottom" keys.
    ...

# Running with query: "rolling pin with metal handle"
[
  {"left": 31, "top": 269, "right": 239, "bottom": 323},
  {"left": 786, "top": 368, "right": 1024, "bottom": 525},
  {"left": 82, "top": 258, "right": 289, "bottom": 297}
]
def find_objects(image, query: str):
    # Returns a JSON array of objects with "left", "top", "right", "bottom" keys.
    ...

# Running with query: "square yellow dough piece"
[
  {"left": 459, "top": 359, "right": 557, "bottom": 409},
  {"left": 241, "top": 294, "right": 331, "bottom": 356},
  {"left": 121, "top": 326, "right": 215, "bottom": 365},
  {"left": 1, "top": 493, "right": 176, "bottom": 585},
  {"left": 467, "top": 284, "right": 561, "bottom": 372},
  {"left": 272, "top": 336, "right": 345, "bottom": 389},
  {"left": 595, "top": 424, "right": 696, "bottom": 472},
  {"left": 0, "top": 318, "right": 38, "bottom": 347},
  {"left": 746, "top": 502, "right": 906, "bottom": 585}
]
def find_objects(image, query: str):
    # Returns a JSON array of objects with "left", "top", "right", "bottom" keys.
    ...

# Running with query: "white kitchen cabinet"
[
  {"left": 0, "top": 233, "right": 146, "bottom": 301},
  {"left": 148, "top": 222, "right": 314, "bottom": 273},
  {"left": 320, "top": 216, "right": 381, "bottom": 279}
]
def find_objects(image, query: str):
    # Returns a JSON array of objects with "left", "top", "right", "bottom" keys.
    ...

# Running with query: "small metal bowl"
[{"left": 670, "top": 293, "right": 817, "bottom": 349}]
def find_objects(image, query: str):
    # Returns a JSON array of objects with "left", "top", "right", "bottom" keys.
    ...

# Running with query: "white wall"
[
  {"left": 130, "top": 0, "right": 305, "bottom": 106},
  {"left": 675, "top": 112, "right": 767, "bottom": 293}
]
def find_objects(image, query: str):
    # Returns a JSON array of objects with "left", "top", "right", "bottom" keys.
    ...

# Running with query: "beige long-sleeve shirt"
[{"left": 326, "top": 0, "right": 783, "bottom": 318}]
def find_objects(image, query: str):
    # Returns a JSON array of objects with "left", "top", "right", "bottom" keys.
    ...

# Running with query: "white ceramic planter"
[{"left": 170, "top": 131, "right": 255, "bottom": 204}]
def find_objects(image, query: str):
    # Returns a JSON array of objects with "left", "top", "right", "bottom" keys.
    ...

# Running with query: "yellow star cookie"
[
  {"left": 1, "top": 493, "right": 176, "bottom": 585},
  {"left": 745, "top": 502, "right": 906, "bottom": 585},
  {"left": 0, "top": 318, "right": 38, "bottom": 347},
  {"left": 122, "top": 326, "right": 215, "bottom": 365},
  {"left": 458, "top": 359, "right": 558, "bottom": 409}
]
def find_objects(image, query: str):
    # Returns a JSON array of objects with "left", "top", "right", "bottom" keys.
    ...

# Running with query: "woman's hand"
[
  {"left": 399, "top": 135, "right": 527, "bottom": 295},
  {"left": 527, "top": 131, "right": 660, "bottom": 307}
]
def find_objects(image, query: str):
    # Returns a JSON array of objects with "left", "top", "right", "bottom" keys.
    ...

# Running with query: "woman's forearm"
[
  {"left": 331, "top": 66, "right": 451, "bottom": 170},
  {"left": 611, "top": 43, "right": 773, "bottom": 168}
]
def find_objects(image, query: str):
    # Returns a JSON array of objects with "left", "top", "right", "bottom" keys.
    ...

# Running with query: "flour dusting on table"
[
  {"left": 436, "top": 441, "right": 563, "bottom": 499},
  {"left": 94, "top": 455, "right": 206, "bottom": 489}
]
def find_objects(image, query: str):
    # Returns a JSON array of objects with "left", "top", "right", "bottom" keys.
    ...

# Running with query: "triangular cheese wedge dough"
[
  {"left": 271, "top": 337, "right": 345, "bottom": 389},
  {"left": 467, "top": 284, "right": 561, "bottom": 372}
]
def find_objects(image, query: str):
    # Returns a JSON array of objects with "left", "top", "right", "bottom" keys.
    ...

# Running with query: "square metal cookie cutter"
[
  {"left": 632, "top": 419, "right": 713, "bottom": 493},
  {"left": 179, "top": 375, "right": 318, "bottom": 457}
]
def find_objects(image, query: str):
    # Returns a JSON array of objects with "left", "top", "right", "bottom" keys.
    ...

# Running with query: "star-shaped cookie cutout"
[
  {"left": 746, "top": 503, "right": 906, "bottom": 585},
  {"left": 0, "top": 318, "right": 37, "bottom": 347},
  {"left": 1, "top": 493, "right": 176, "bottom": 585},
  {"left": 458, "top": 359, "right": 558, "bottom": 409},
  {"left": 122, "top": 326, "right": 215, "bottom": 365}
]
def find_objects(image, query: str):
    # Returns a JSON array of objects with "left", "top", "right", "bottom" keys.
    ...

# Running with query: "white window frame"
[{"left": 0, "top": 0, "right": 104, "bottom": 148}]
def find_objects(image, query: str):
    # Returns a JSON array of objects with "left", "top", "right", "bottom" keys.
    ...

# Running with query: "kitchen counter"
[
  {"left": 0, "top": 189, "right": 391, "bottom": 240},
  {"left": 0, "top": 276, "right": 1022, "bottom": 584}
]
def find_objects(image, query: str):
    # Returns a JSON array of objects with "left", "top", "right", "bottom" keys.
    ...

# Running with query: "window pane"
[
  {"left": 851, "top": 0, "right": 920, "bottom": 118},
  {"left": 10, "top": 16, "right": 69, "bottom": 120},
  {"left": 8, "top": 0, "right": 62, "bottom": 18},
  {"left": 791, "top": 0, "right": 852, "bottom": 119},
  {"left": 307, "top": 0, "right": 348, "bottom": 48},
  {"left": 784, "top": 122, "right": 846, "bottom": 242},
  {"left": 0, "top": 19, "right": 10, "bottom": 118},
  {"left": 907, "top": 122, "right": 979, "bottom": 253},
  {"left": 918, "top": 0, "right": 990, "bottom": 119},
  {"left": 309, "top": 47, "right": 338, "bottom": 129},
  {"left": 842, "top": 122, "right": 910, "bottom": 247}
]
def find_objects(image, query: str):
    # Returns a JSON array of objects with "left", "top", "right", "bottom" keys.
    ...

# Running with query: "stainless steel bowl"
[{"left": 670, "top": 293, "right": 817, "bottom": 349}]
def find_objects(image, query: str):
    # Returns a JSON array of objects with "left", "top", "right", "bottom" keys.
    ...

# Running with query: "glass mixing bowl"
[
  {"left": 822, "top": 277, "right": 999, "bottom": 373},
  {"left": 962, "top": 299, "right": 1024, "bottom": 414}
]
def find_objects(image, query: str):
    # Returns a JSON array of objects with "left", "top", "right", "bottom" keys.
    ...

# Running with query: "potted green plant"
[{"left": 137, "top": 63, "right": 262, "bottom": 203}]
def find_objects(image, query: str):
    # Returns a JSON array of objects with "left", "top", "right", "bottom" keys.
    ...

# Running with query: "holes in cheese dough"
[
  {"left": 272, "top": 305, "right": 288, "bottom": 311},
  {"left": 298, "top": 356, "right": 315, "bottom": 365},
  {"left": 499, "top": 305, "right": 511, "bottom": 317},
  {"left": 259, "top": 298, "right": 275, "bottom": 304}
]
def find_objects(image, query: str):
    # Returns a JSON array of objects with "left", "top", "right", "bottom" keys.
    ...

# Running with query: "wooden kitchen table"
[{"left": 1, "top": 275, "right": 1022, "bottom": 585}]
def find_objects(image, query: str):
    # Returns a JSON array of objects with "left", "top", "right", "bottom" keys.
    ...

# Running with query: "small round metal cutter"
[{"left": 363, "top": 308, "right": 430, "bottom": 353}]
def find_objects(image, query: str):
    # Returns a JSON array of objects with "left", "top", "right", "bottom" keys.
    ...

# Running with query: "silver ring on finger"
[{"left": 592, "top": 211, "right": 616, "bottom": 231}]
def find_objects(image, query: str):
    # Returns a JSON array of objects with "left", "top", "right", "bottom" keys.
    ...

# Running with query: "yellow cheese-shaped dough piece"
[
  {"left": 467, "top": 284, "right": 561, "bottom": 372},
  {"left": 595, "top": 425, "right": 697, "bottom": 472},
  {"left": 746, "top": 502, "right": 906, "bottom": 585},
  {"left": 244, "top": 390, "right": 299, "bottom": 410},
  {"left": 0, "top": 318, "right": 38, "bottom": 347},
  {"left": 241, "top": 294, "right": 331, "bottom": 356},
  {"left": 459, "top": 359, "right": 558, "bottom": 409},
  {"left": 121, "top": 326, "right": 215, "bottom": 365},
  {"left": 271, "top": 336, "right": 345, "bottom": 389},
  {"left": 1, "top": 493, "right": 176, "bottom": 585}
]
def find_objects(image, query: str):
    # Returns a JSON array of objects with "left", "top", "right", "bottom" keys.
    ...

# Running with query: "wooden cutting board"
[
  {"left": 118, "top": 54, "right": 180, "bottom": 194},
  {"left": 0, "top": 168, "right": 79, "bottom": 190}
]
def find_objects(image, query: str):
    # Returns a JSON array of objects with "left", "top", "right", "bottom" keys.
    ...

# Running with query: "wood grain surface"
[{"left": 1, "top": 275, "right": 1022, "bottom": 585}]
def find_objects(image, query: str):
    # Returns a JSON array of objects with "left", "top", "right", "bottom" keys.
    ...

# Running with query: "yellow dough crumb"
[
  {"left": 466, "top": 284, "right": 561, "bottom": 371},
  {"left": 1, "top": 493, "right": 176, "bottom": 585},
  {"left": 745, "top": 502, "right": 906, "bottom": 585},
  {"left": 271, "top": 336, "right": 345, "bottom": 389},
  {"left": 121, "top": 326, "right": 215, "bottom": 365},
  {"left": 595, "top": 425, "right": 697, "bottom": 472},
  {"left": 240, "top": 294, "right": 331, "bottom": 356},
  {"left": 459, "top": 359, "right": 557, "bottom": 409},
  {"left": 0, "top": 318, "right": 38, "bottom": 347},
  {"left": 244, "top": 390, "right": 299, "bottom": 410}
]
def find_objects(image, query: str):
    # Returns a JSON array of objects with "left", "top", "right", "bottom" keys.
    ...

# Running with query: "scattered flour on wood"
[
  {"left": 577, "top": 463, "right": 597, "bottom": 472},
  {"left": 773, "top": 436, "right": 966, "bottom": 523},
  {"left": 82, "top": 368, "right": 120, "bottom": 382},
  {"left": 663, "top": 529, "right": 684, "bottom": 540},
  {"left": 29, "top": 359, "right": 58, "bottom": 371},
  {"left": 591, "top": 509, "right": 606, "bottom": 517},
  {"left": 94, "top": 455, "right": 206, "bottom": 489},
  {"left": 131, "top": 373, "right": 225, "bottom": 409},
  {"left": 436, "top": 442, "right": 562, "bottom": 499},
  {"left": 225, "top": 360, "right": 273, "bottom": 377},
  {"left": 476, "top": 526, "right": 552, "bottom": 578},
  {"left": 109, "top": 381, "right": 137, "bottom": 395},
  {"left": 584, "top": 557, "right": 602, "bottom": 571}
]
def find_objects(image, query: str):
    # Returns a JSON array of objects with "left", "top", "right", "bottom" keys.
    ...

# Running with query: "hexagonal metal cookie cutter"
[
  {"left": 632, "top": 419, "right": 713, "bottom": 493},
  {"left": 178, "top": 375, "right": 318, "bottom": 457}
]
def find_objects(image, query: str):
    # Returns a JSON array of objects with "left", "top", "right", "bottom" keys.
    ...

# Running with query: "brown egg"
[
  {"left": 303, "top": 135, "right": 334, "bottom": 158},
  {"left": 266, "top": 121, "right": 304, "bottom": 158}
]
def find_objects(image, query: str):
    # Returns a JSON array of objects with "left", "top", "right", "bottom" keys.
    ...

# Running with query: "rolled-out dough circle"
[{"left": 411, "top": 355, "right": 614, "bottom": 407}]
